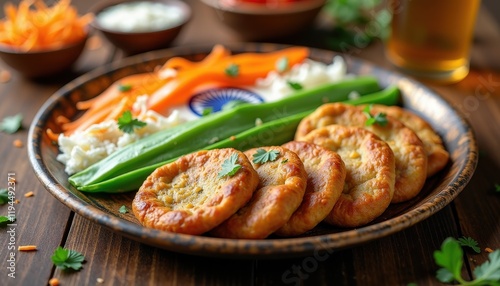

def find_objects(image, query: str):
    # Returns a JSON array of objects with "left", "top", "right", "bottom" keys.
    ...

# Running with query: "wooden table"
[{"left": 1, "top": 1, "right": 499, "bottom": 285}]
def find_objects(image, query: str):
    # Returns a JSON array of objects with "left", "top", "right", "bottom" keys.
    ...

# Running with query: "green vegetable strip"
[
  {"left": 70, "top": 76, "right": 380, "bottom": 187},
  {"left": 79, "top": 85, "right": 400, "bottom": 193}
]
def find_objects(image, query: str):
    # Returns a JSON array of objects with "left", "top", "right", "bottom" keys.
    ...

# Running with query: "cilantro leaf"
[
  {"left": 51, "top": 246, "right": 85, "bottom": 271},
  {"left": 434, "top": 237, "right": 500, "bottom": 285},
  {"left": 252, "top": 149, "right": 280, "bottom": 164},
  {"left": 0, "top": 216, "right": 12, "bottom": 227},
  {"left": 287, "top": 81, "right": 303, "bottom": 91},
  {"left": 434, "top": 238, "right": 464, "bottom": 283},
  {"left": 218, "top": 153, "right": 242, "bottom": 177},
  {"left": 117, "top": 111, "right": 146, "bottom": 134},
  {"left": 276, "top": 56, "right": 289, "bottom": 73},
  {"left": 458, "top": 236, "right": 481, "bottom": 253},
  {"left": 119, "top": 205, "right": 128, "bottom": 214},
  {"left": 0, "top": 113, "right": 23, "bottom": 134},
  {"left": 225, "top": 64, "right": 239, "bottom": 77},
  {"left": 495, "top": 183, "right": 500, "bottom": 193},
  {"left": 363, "top": 105, "right": 388, "bottom": 127},
  {"left": 473, "top": 250, "right": 500, "bottom": 283},
  {"left": 202, "top": 107, "right": 213, "bottom": 116},
  {"left": 0, "top": 188, "right": 8, "bottom": 205},
  {"left": 118, "top": 84, "right": 132, "bottom": 92}
]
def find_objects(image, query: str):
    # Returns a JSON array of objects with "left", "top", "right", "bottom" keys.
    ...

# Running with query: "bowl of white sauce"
[{"left": 90, "top": 0, "right": 191, "bottom": 55}]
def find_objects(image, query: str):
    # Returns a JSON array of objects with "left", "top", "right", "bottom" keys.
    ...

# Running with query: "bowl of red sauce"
[{"left": 201, "top": 0, "right": 326, "bottom": 41}]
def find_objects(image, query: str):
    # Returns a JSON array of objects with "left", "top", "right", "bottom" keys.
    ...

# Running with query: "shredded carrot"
[
  {"left": 46, "top": 128, "right": 60, "bottom": 142},
  {"left": 49, "top": 45, "right": 309, "bottom": 138},
  {"left": 49, "top": 278, "right": 60, "bottom": 286},
  {"left": 0, "top": 70, "right": 11, "bottom": 83},
  {"left": 13, "top": 139, "right": 23, "bottom": 148},
  {"left": 148, "top": 46, "right": 309, "bottom": 112},
  {"left": 24, "top": 191, "right": 34, "bottom": 197},
  {"left": 18, "top": 245, "right": 37, "bottom": 251},
  {"left": 485, "top": 247, "right": 494, "bottom": 253},
  {"left": 0, "top": 0, "right": 92, "bottom": 51},
  {"left": 57, "top": 72, "right": 168, "bottom": 135}
]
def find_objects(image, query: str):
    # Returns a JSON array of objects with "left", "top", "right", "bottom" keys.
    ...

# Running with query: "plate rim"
[{"left": 28, "top": 43, "right": 478, "bottom": 258}]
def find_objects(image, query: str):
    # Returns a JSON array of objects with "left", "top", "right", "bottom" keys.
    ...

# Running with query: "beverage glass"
[{"left": 386, "top": 0, "right": 480, "bottom": 83}]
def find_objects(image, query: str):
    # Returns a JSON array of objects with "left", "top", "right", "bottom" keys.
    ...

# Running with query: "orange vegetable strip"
[
  {"left": 46, "top": 128, "right": 60, "bottom": 142},
  {"left": 76, "top": 73, "right": 160, "bottom": 110},
  {"left": 160, "top": 44, "right": 230, "bottom": 72},
  {"left": 103, "top": 98, "right": 130, "bottom": 122},
  {"left": 148, "top": 47, "right": 309, "bottom": 112},
  {"left": 62, "top": 105, "right": 115, "bottom": 134}
]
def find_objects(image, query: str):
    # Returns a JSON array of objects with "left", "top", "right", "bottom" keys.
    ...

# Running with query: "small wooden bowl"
[
  {"left": 201, "top": 0, "right": 326, "bottom": 41},
  {"left": 0, "top": 37, "right": 88, "bottom": 79},
  {"left": 90, "top": 0, "right": 191, "bottom": 55}
]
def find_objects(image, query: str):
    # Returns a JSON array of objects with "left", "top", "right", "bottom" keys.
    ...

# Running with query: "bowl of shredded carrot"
[{"left": 0, "top": 0, "right": 92, "bottom": 78}]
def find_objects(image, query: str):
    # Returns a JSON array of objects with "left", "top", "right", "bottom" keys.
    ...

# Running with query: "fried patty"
[
  {"left": 301, "top": 125, "right": 396, "bottom": 228},
  {"left": 132, "top": 148, "right": 259, "bottom": 235},
  {"left": 210, "top": 146, "right": 307, "bottom": 239},
  {"left": 366, "top": 104, "right": 449, "bottom": 177},
  {"left": 296, "top": 103, "right": 427, "bottom": 203},
  {"left": 275, "top": 141, "right": 346, "bottom": 236}
]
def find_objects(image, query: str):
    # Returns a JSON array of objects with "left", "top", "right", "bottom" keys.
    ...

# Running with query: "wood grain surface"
[{"left": 0, "top": 0, "right": 498, "bottom": 285}]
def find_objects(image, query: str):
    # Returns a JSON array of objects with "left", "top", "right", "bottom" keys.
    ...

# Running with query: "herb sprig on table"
[
  {"left": 434, "top": 237, "right": 500, "bottom": 285},
  {"left": 0, "top": 114, "right": 23, "bottom": 134},
  {"left": 51, "top": 246, "right": 85, "bottom": 271}
]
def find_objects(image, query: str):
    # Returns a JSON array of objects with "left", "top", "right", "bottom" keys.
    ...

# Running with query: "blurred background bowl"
[
  {"left": 0, "top": 36, "right": 88, "bottom": 79},
  {"left": 201, "top": 0, "right": 326, "bottom": 41},
  {"left": 90, "top": 0, "right": 191, "bottom": 55}
]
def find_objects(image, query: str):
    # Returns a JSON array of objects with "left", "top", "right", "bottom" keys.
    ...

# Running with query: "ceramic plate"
[{"left": 28, "top": 43, "right": 478, "bottom": 258}]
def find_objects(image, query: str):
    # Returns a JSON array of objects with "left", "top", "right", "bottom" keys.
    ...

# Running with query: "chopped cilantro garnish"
[
  {"left": 363, "top": 104, "right": 388, "bottom": 127},
  {"left": 117, "top": 111, "right": 146, "bottom": 134},
  {"left": 51, "top": 246, "right": 85, "bottom": 271},
  {"left": 287, "top": 81, "right": 303, "bottom": 91},
  {"left": 202, "top": 107, "right": 213, "bottom": 116},
  {"left": 252, "top": 149, "right": 280, "bottom": 164},
  {"left": 218, "top": 153, "right": 242, "bottom": 177},
  {"left": 225, "top": 64, "right": 239, "bottom": 77},
  {"left": 0, "top": 189, "right": 8, "bottom": 205},
  {"left": 458, "top": 236, "right": 481, "bottom": 253},
  {"left": 118, "top": 205, "right": 128, "bottom": 214},
  {"left": 0, "top": 113, "right": 23, "bottom": 134},
  {"left": 118, "top": 84, "right": 132, "bottom": 92}
]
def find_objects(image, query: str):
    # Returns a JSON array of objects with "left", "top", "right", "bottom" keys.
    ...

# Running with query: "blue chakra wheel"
[{"left": 188, "top": 87, "right": 264, "bottom": 116}]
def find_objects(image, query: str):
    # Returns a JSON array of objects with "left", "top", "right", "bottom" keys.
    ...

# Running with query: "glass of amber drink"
[{"left": 386, "top": 0, "right": 480, "bottom": 83}]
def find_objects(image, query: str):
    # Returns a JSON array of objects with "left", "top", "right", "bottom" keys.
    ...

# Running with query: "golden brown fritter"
[
  {"left": 132, "top": 148, "right": 259, "bottom": 235},
  {"left": 296, "top": 103, "right": 427, "bottom": 203},
  {"left": 275, "top": 141, "right": 346, "bottom": 236},
  {"left": 365, "top": 104, "right": 449, "bottom": 177},
  {"left": 302, "top": 125, "right": 396, "bottom": 228},
  {"left": 210, "top": 146, "right": 307, "bottom": 239}
]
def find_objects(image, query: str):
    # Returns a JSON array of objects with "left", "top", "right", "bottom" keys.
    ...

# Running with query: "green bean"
[
  {"left": 70, "top": 76, "right": 380, "bottom": 188},
  {"left": 79, "top": 85, "right": 400, "bottom": 193}
]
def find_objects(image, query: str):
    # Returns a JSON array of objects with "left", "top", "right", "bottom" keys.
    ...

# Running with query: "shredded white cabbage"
[{"left": 57, "top": 96, "right": 183, "bottom": 175}]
